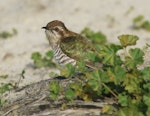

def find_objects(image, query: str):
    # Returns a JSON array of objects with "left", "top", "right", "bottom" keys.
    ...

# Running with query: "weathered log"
[{"left": 0, "top": 77, "right": 117, "bottom": 116}]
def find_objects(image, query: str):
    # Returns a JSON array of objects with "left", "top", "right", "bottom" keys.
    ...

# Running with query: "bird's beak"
[{"left": 42, "top": 26, "right": 48, "bottom": 30}]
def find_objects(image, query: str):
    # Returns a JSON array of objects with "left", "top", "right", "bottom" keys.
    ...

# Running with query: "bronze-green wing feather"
[{"left": 60, "top": 35, "right": 99, "bottom": 68}]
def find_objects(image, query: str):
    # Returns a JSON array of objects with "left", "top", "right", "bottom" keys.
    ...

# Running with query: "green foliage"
[
  {"left": 141, "top": 67, "right": 150, "bottom": 80},
  {"left": 81, "top": 27, "right": 107, "bottom": 45},
  {"left": 0, "top": 83, "right": 13, "bottom": 106},
  {"left": 106, "top": 66, "right": 126, "bottom": 84},
  {"left": 20, "top": 70, "right": 25, "bottom": 79},
  {"left": 102, "top": 105, "right": 115, "bottom": 115},
  {"left": 0, "top": 83, "right": 12, "bottom": 95},
  {"left": 125, "top": 48, "right": 144, "bottom": 69},
  {"left": 49, "top": 81, "right": 61, "bottom": 100},
  {"left": 114, "top": 106, "right": 144, "bottom": 116},
  {"left": 0, "top": 75, "right": 8, "bottom": 79},
  {"left": 118, "top": 93, "right": 130, "bottom": 107},
  {"left": 118, "top": 34, "right": 139, "bottom": 47},
  {"left": 0, "top": 28, "right": 18, "bottom": 39},
  {"left": 60, "top": 64, "right": 76, "bottom": 77},
  {"left": 31, "top": 28, "right": 150, "bottom": 115},
  {"left": 65, "top": 89, "right": 76, "bottom": 101},
  {"left": 143, "top": 95, "right": 150, "bottom": 116},
  {"left": 133, "top": 15, "right": 144, "bottom": 27},
  {"left": 99, "top": 44, "right": 123, "bottom": 66},
  {"left": 133, "top": 15, "right": 150, "bottom": 31},
  {"left": 31, "top": 51, "right": 56, "bottom": 68},
  {"left": 86, "top": 69, "right": 104, "bottom": 96}
]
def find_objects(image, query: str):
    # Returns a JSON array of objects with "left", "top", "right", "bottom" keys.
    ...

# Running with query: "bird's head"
[{"left": 42, "top": 20, "right": 70, "bottom": 48}]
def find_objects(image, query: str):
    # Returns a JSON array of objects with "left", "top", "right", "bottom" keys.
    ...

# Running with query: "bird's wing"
[{"left": 60, "top": 35, "right": 96, "bottom": 62}]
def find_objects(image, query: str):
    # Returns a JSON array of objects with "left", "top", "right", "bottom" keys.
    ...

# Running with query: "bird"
[{"left": 42, "top": 20, "right": 101, "bottom": 69}]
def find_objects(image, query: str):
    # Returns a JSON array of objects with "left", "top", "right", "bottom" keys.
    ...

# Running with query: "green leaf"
[
  {"left": 133, "top": 15, "right": 150, "bottom": 32},
  {"left": 133, "top": 15, "right": 144, "bottom": 29},
  {"left": 0, "top": 31, "right": 13, "bottom": 39},
  {"left": 143, "top": 95, "right": 150, "bottom": 106},
  {"left": 102, "top": 105, "right": 115, "bottom": 114},
  {"left": 31, "top": 51, "right": 56, "bottom": 68},
  {"left": 114, "top": 66, "right": 126, "bottom": 84},
  {"left": 34, "top": 59, "right": 45, "bottom": 68},
  {"left": 49, "top": 81, "right": 60, "bottom": 100},
  {"left": 70, "top": 82, "right": 82, "bottom": 90},
  {"left": 69, "top": 82, "right": 88, "bottom": 100},
  {"left": 0, "top": 83, "right": 13, "bottom": 95},
  {"left": 118, "top": 93, "right": 130, "bottom": 107},
  {"left": 118, "top": 35, "right": 139, "bottom": 47},
  {"left": 65, "top": 89, "right": 76, "bottom": 100},
  {"left": 60, "top": 64, "right": 75, "bottom": 77},
  {"left": 133, "top": 15, "right": 144, "bottom": 23},
  {"left": 142, "top": 21, "right": 150, "bottom": 31},
  {"left": 87, "top": 52, "right": 99, "bottom": 62},
  {"left": 99, "top": 44, "right": 122, "bottom": 66},
  {"left": 123, "top": 73, "right": 142, "bottom": 94},
  {"left": 50, "top": 93, "right": 58, "bottom": 100},
  {"left": 114, "top": 107, "right": 144, "bottom": 116},
  {"left": 92, "top": 32, "right": 107, "bottom": 44},
  {"left": 76, "top": 61, "right": 87, "bottom": 72},
  {"left": 107, "top": 66, "right": 126, "bottom": 84},
  {"left": 87, "top": 70, "right": 105, "bottom": 95},
  {"left": 129, "top": 48, "right": 144, "bottom": 61},
  {"left": 141, "top": 67, "right": 150, "bottom": 80},
  {"left": 46, "top": 50, "right": 54, "bottom": 60},
  {"left": 143, "top": 82, "right": 150, "bottom": 91},
  {"left": 143, "top": 95, "right": 150, "bottom": 116},
  {"left": 81, "top": 27, "right": 107, "bottom": 44},
  {"left": 109, "top": 44, "right": 123, "bottom": 52},
  {"left": 125, "top": 48, "right": 144, "bottom": 69},
  {"left": 31, "top": 52, "right": 42, "bottom": 60},
  {"left": 0, "top": 75, "right": 8, "bottom": 79},
  {"left": 49, "top": 81, "right": 60, "bottom": 94}
]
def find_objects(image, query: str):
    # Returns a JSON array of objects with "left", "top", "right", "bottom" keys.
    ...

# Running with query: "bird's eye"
[{"left": 54, "top": 27, "right": 59, "bottom": 31}]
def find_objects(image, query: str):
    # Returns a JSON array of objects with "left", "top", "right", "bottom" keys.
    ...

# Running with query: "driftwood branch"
[{"left": 0, "top": 77, "right": 117, "bottom": 116}]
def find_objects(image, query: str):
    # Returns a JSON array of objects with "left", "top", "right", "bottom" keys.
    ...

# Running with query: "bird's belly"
[{"left": 53, "top": 47, "right": 76, "bottom": 66}]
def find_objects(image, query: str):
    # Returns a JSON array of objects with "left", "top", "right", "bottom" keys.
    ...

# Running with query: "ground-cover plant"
[
  {"left": 31, "top": 28, "right": 150, "bottom": 116},
  {"left": 133, "top": 15, "right": 150, "bottom": 31},
  {"left": 31, "top": 50, "right": 56, "bottom": 68},
  {"left": 0, "top": 83, "right": 13, "bottom": 106},
  {"left": 0, "top": 70, "right": 26, "bottom": 107},
  {"left": 0, "top": 28, "right": 17, "bottom": 39}
]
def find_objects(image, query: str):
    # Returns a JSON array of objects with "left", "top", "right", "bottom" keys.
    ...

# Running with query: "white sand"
[{"left": 0, "top": 0, "right": 150, "bottom": 86}]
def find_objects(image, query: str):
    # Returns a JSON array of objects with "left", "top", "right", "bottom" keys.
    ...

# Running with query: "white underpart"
[
  {"left": 53, "top": 45, "right": 76, "bottom": 66},
  {"left": 45, "top": 30, "right": 60, "bottom": 48}
]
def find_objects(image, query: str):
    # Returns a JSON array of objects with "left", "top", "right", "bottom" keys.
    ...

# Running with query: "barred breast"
[{"left": 53, "top": 45, "right": 76, "bottom": 66}]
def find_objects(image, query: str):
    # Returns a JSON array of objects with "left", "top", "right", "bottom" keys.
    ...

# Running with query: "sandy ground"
[{"left": 0, "top": 0, "right": 150, "bottom": 86}]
